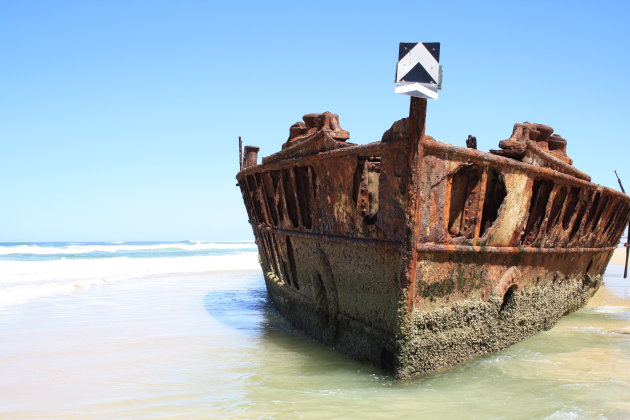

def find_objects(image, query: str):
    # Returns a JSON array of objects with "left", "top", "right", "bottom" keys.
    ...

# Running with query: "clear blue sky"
[{"left": 1, "top": 0, "right": 628, "bottom": 242}]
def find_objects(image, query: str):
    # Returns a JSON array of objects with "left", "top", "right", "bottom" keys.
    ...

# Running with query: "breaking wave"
[
  {"left": 0, "top": 241, "right": 260, "bottom": 308},
  {"left": 0, "top": 241, "right": 256, "bottom": 256}
]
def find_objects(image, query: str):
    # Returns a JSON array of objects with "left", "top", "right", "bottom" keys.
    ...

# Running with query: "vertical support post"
[
  {"left": 401, "top": 97, "right": 427, "bottom": 312},
  {"left": 614, "top": 170, "right": 629, "bottom": 279},
  {"left": 625, "top": 226, "right": 629, "bottom": 279},
  {"left": 239, "top": 136, "right": 243, "bottom": 171},
  {"left": 407, "top": 96, "right": 427, "bottom": 143}
]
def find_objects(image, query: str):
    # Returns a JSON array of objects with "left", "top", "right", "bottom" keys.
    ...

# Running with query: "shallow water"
[{"left": 0, "top": 244, "right": 629, "bottom": 419}]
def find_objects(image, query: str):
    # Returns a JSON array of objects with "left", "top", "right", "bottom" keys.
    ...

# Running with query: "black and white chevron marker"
[{"left": 395, "top": 42, "right": 441, "bottom": 99}]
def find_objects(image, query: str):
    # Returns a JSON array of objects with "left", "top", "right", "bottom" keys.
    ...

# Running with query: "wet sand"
[
  {"left": 610, "top": 247, "right": 628, "bottom": 266},
  {"left": 0, "top": 259, "right": 628, "bottom": 418}
]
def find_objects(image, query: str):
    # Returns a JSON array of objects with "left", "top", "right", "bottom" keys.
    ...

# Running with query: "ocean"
[
  {"left": 0, "top": 241, "right": 629, "bottom": 419},
  {"left": 0, "top": 241, "right": 259, "bottom": 308}
]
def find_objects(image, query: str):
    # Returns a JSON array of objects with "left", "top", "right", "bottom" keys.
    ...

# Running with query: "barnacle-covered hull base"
[{"left": 236, "top": 100, "right": 630, "bottom": 378}]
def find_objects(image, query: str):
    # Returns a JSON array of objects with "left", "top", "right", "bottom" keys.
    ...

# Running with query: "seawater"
[
  {"left": 0, "top": 241, "right": 259, "bottom": 308},
  {"left": 0, "top": 242, "right": 629, "bottom": 419}
]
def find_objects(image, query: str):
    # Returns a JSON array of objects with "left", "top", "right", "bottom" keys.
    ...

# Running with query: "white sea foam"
[
  {"left": 0, "top": 252, "right": 260, "bottom": 308},
  {"left": 544, "top": 410, "right": 581, "bottom": 420},
  {"left": 0, "top": 242, "right": 257, "bottom": 256},
  {"left": 589, "top": 305, "right": 630, "bottom": 314},
  {"left": 190, "top": 240, "right": 257, "bottom": 245}
]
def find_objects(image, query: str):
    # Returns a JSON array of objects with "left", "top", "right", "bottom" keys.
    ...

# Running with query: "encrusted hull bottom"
[{"left": 264, "top": 271, "right": 602, "bottom": 379}]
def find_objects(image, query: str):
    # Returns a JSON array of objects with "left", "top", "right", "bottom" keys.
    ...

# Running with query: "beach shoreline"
[{"left": 0, "top": 242, "right": 628, "bottom": 418}]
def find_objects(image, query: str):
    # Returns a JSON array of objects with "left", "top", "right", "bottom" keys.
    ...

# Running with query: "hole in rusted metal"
[
  {"left": 522, "top": 179, "right": 554, "bottom": 245},
  {"left": 286, "top": 237, "right": 299, "bottom": 290},
  {"left": 448, "top": 164, "right": 483, "bottom": 238},
  {"left": 282, "top": 170, "right": 299, "bottom": 228},
  {"left": 500, "top": 284, "right": 518, "bottom": 311},
  {"left": 480, "top": 168, "right": 506, "bottom": 237},
  {"left": 562, "top": 187, "right": 580, "bottom": 229},
  {"left": 294, "top": 166, "right": 312, "bottom": 229}
]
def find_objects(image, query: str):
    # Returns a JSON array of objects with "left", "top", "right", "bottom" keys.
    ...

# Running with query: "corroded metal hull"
[{"left": 236, "top": 99, "right": 630, "bottom": 378}]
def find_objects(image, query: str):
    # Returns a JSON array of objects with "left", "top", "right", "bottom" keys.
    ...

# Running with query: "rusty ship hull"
[{"left": 236, "top": 98, "right": 630, "bottom": 378}]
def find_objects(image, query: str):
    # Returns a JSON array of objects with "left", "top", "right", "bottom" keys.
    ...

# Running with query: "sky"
[{"left": 1, "top": 0, "right": 629, "bottom": 242}]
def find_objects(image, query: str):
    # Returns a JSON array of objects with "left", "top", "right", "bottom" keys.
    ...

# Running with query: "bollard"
[{"left": 243, "top": 146, "right": 260, "bottom": 168}]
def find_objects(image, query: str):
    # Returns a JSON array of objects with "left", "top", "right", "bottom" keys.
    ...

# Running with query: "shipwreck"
[{"left": 235, "top": 44, "right": 630, "bottom": 378}]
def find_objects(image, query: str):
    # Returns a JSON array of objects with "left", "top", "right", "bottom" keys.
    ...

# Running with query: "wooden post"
[{"left": 238, "top": 136, "right": 243, "bottom": 171}]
